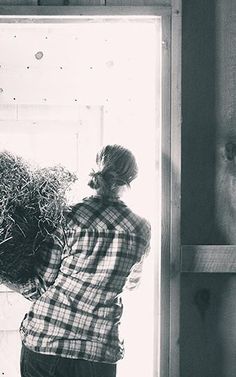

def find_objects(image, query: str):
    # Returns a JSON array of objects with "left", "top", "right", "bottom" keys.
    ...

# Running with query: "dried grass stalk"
[{"left": 0, "top": 151, "right": 77, "bottom": 284}]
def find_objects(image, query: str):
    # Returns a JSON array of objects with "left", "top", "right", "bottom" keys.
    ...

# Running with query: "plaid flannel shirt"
[{"left": 19, "top": 195, "right": 151, "bottom": 363}]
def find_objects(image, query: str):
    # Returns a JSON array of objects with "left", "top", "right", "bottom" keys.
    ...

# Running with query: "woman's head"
[{"left": 88, "top": 145, "right": 138, "bottom": 197}]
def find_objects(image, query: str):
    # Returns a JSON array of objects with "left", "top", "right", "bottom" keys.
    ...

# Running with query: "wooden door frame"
[{"left": 0, "top": 4, "right": 181, "bottom": 377}]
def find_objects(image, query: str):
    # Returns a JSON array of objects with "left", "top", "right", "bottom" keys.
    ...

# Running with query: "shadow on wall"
[{"left": 181, "top": 0, "right": 226, "bottom": 244}]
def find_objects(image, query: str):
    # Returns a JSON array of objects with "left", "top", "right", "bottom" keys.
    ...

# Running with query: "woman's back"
[
  {"left": 19, "top": 144, "right": 151, "bottom": 375},
  {"left": 20, "top": 195, "right": 150, "bottom": 363}
]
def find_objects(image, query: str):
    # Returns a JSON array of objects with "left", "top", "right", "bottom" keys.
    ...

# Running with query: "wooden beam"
[
  {"left": 159, "top": 11, "right": 171, "bottom": 377},
  {"left": 181, "top": 245, "right": 236, "bottom": 273},
  {"left": 169, "top": 1, "right": 182, "bottom": 377},
  {"left": 106, "top": 0, "right": 170, "bottom": 5},
  {"left": 0, "top": 0, "right": 37, "bottom": 4},
  {"left": 0, "top": 5, "right": 171, "bottom": 17}
]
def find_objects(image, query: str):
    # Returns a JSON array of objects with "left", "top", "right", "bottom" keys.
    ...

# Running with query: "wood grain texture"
[
  {"left": 0, "top": 0, "right": 171, "bottom": 5},
  {"left": 181, "top": 3, "right": 236, "bottom": 376},
  {"left": 159, "top": 14, "right": 171, "bottom": 377},
  {"left": 181, "top": 274, "right": 236, "bottom": 377},
  {"left": 181, "top": 0, "right": 217, "bottom": 244},
  {"left": 169, "top": 1, "right": 181, "bottom": 376},
  {"left": 106, "top": 0, "right": 170, "bottom": 6},
  {"left": 215, "top": 0, "right": 236, "bottom": 244},
  {"left": 0, "top": 5, "right": 175, "bottom": 377},
  {"left": 68, "top": 0, "right": 104, "bottom": 4},
  {"left": 0, "top": 5, "right": 171, "bottom": 16},
  {"left": 181, "top": 245, "right": 236, "bottom": 273},
  {"left": 182, "top": 0, "right": 236, "bottom": 245},
  {"left": 0, "top": 0, "right": 170, "bottom": 4},
  {"left": 0, "top": 0, "right": 37, "bottom": 5}
]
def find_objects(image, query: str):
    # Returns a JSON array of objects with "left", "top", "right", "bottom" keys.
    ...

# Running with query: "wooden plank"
[
  {"left": 69, "top": 0, "right": 104, "bottom": 4},
  {"left": 181, "top": 0, "right": 217, "bottom": 245},
  {"left": 39, "top": 0, "right": 68, "bottom": 4},
  {"left": 169, "top": 1, "right": 181, "bottom": 377},
  {"left": 0, "top": 0, "right": 170, "bottom": 5},
  {"left": 0, "top": 104, "right": 17, "bottom": 120},
  {"left": 0, "top": 5, "right": 171, "bottom": 17},
  {"left": 0, "top": 105, "right": 88, "bottom": 122},
  {"left": 0, "top": 120, "right": 81, "bottom": 131},
  {"left": 17, "top": 105, "right": 81, "bottom": 121},
  {"left": 159, "top": 14, "right": 171, "bottom": 377},
  {"left": 180, "top": 274, "right": 236, "bottom": 377},
  {"left": 106, "top": 0, "right": 170, "bottom": 6},
  {"left": 0, "top": 0, "right": 37, "bottom": 5},
  {"left": 181, "top": 245, "right": 236, "bottom": 273},
  {"left": 38, "top": 0, "right": 104, "bottom": 4},
  {"left": 215, "top": 0, "right": 236, "bottom": 245}
]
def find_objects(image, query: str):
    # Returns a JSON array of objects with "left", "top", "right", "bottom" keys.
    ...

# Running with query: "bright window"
[{"left": 0, "top": 16, "right": 162, "bottom": 377}]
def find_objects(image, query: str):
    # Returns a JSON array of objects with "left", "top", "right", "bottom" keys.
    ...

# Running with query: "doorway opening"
[{"left": 0, "top": 15, "right": 162, "bottom": 377}]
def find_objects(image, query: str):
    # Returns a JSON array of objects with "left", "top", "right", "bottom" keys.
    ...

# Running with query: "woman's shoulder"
[
  {"left": 117, "top": 203, "right": 151, "bottom": 236},
  {"left": 65, "top": 196, "right": 107, "bottom": 227},
  {"left": 68, "top": 196, "right": 98, "bottom": 211}
]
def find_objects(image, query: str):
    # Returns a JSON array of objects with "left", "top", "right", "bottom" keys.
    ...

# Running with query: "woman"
[{"left": 18, "top": 144, "right": 151, "bottom": 377}]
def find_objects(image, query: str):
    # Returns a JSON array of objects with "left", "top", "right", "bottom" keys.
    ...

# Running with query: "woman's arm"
[{"left": 6, "top": 226, "right": 66, "bottom": 301}]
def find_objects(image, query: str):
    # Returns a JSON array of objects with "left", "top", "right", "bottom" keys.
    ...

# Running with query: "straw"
[{"left": 0, "top": 151, "right": 77, "bottom": 284}]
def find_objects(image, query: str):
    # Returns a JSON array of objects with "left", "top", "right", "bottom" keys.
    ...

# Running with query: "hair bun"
[{"left": 88, "top": 171, "right": 104, "bottom": 190}]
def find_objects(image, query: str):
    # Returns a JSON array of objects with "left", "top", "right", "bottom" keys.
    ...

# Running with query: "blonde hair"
[{"left": 88, "top": 145, "right": 138, "bottom": 197}]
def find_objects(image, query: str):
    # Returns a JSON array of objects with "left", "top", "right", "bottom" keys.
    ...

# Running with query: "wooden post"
[{"left": 169, "top": 1, "right": 181, "bottom": 377}]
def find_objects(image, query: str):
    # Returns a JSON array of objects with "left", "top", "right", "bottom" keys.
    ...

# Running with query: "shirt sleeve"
[
  {"left": 18, "top": 226, "right": 66, "bottom": 301},
  {"left": 125, "top": 219, "right": 151, "bottom": 291},
  {"left": 124, "top": 256, "right": 145, "bottom": 291},
  {"left": 142, "top": 220, "right": 151, "bottom": 256}
]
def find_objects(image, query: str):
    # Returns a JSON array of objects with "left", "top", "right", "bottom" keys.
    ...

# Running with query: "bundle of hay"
[{"left": 0, "top": 151, "right": 77, "bottom": 284}]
